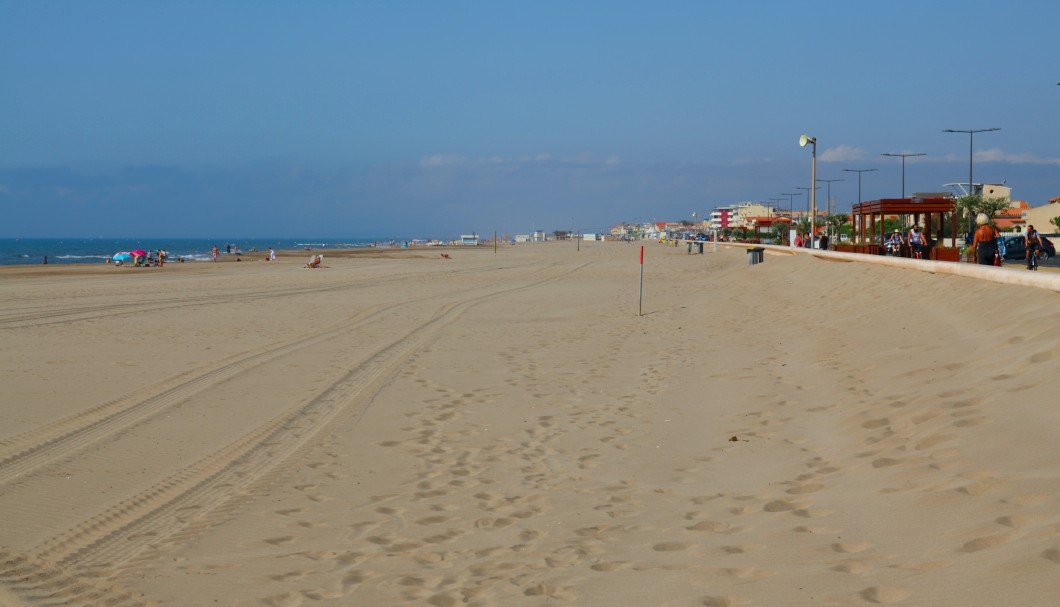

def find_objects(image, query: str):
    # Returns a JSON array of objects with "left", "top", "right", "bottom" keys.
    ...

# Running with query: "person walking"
[
  {"left": 971, "top": 214, "right": 999, "bottom": 266},
  {"left": 212, "top": 245, "right": 219, "bottom": 262}
]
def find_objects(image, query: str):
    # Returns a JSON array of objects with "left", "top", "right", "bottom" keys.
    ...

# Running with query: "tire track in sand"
[
  {"left": 0, "top": 264, "right": 497, "bottom": 330},
  {"left": 27, "top": 262, "right": 586, "bottom": 580},
  {"left": 0, "top": 263, "right": 561, "bottom": 486},
  {"left": 0, "top": 304, "right": 391, "bottom": 485}
]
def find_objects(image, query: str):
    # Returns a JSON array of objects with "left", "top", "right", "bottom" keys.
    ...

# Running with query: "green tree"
[
  {"left": 954, "top": 195, "right": 1011, "bottom": 232},
  {"left": 824, "top": 213, "right": 850, "bottom": 240},
  {"left": 1051, "top": 216, "right": 1060, "bottom": 233}
]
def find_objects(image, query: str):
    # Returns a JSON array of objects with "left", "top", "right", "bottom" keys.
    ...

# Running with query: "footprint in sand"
[
  {"left": 1002, "top": 493, "right": 1050, "bottom": 507},
  {"left": 792, "top": 525, "right": 839, "bottom": 534},
  {"left": 686, "top": 521, "right": 733, "bottom": 533},
  {"left": 721, "top": 544, "right": 763, "bottom": 554},
  {"left": 702, "top": 596, "right": 744, "bottom": 607},
  {"left": 997, "top": 513, "right": 1055, "bottom": 528},
  {"left": 1042, "top": 548, "right": 1060, "bottom": 564},
  {"left": 763, "top": 500, "right": 799, "bottom": 512},
  {"left": 590, "top": 561, "right": 632, "bottom": 572},
  {"left": 653, "top": 542, "right": 693, "bottom": 552},
  {"left": 786, "top": 483, "right": 825, "bottom": 495},
  {"left": 1028, "top": 349, "right": 1054, "bottom": 363},
  {"left": 831, "top": 561, "right": 869, "bottom": 574},
  {"left": 259, "top": 591, "right": 303, "bottom": 607},
  {"left": 832, "top": 542, "right": 873, "bottom": 554},
  {"left": 859, "top": 586, "right": 911, "bottom": 604},
  {"left": 959, "top": 533, "right": 1015, "bottom": 553}
]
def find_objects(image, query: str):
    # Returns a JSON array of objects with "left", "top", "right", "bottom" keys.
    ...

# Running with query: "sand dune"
[{"left": 1, "top": 242, "right": 1057, "bottom": 606}]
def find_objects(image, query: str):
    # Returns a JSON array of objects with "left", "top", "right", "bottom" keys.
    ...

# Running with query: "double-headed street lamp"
[
  {"left": 781, "top": 192, "right": 801, "bottom": 219},
  {"left": 942, "top": 128, "right": 1000, "bottom": 197},
  {"left": 842, "top": 168, "right": 878, "bottom": 204},
  {"left": 815, "top": 178, "right": 844, "bottom": 216},
  {"left": 799, "top": 134, "right": 817, "bottom": 236},
  {"left": 796, "top": 187, "right": 812, "bottom": 219},
  {"left": 880, "top": 152, "right": 925, "bottom": 198}
]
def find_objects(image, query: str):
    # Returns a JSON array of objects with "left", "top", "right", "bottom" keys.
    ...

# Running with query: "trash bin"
[
  {"left": 747, "top": 247, "right": 765, "bottom": 265},
  {"left": 696, "top": 242, "right": 704, "bottom": 254}
]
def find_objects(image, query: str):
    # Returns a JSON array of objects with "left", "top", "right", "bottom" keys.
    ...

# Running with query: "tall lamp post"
[
  {"left": 842, "top": 168, "right": 878, "bottom": 205},
  {"left": 816, "top": 178, "right": 844, "bottom": 241},
  {"left": 815, "top": 178, "right": 844, "bottom": 216},
  {"left": 796, "top": 187, "right": 812, "bottom": 220},
  {"left": 880, "top": 152, "right": 926, "bottom": 198},
  {"left": 799, "top": 134, "right": 817, "bottom": 237},
  {"left": 782, "top": 192, "right": 801, "bottom": 219},
  {"left": 942, "top": 128, "right": 1000, "bottom": 197}
]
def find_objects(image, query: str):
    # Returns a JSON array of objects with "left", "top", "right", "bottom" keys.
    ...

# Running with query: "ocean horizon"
[{"left": 0, "top": 237, "right": 455, "bottom": 266}]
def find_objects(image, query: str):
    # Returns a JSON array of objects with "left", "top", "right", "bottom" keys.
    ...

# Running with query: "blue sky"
[{"left": 3, "top": 1, "right": 1059, "bottom": 238}]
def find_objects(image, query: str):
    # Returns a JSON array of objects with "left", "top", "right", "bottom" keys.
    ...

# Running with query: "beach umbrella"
[
  {"left": 130, "top": 249, "right": 147, "bottom": 257},
  {"left": 113, "top": 252, "right": 133, "bottom": 262}
]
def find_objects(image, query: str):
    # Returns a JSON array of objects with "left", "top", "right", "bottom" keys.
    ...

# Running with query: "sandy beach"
[{"left": 1, "top": 241, "right": 1058, "bottom": 606}]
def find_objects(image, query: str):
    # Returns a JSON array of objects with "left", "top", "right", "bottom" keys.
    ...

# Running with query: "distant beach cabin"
[{"left": 460, "top": 234, "right": 479, "bottom": 246}]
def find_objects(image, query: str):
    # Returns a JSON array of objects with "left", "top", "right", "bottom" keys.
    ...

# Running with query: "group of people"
[
  {"left": 972, "top": 214, "right": 1043, "bottom": 270},
  {"left": 884, "top": 225, "right": 929, "bottom": 259},
  {"left": 792, "top": 231, "right": 829, "bottom": 251}
]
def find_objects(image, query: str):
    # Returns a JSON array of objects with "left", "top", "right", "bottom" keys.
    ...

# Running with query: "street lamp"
[
  {"left": 880, "top": 152, "right": 926, "bottom": 198},
  {"left": 815, "top": 178, "right": 844, "bottom": 216},
  {"left": 942, "top": 128, "right": 1000, "bottom": 197},
  {"left": 843, "top": 168, "right": 878, "bottom": 204},
  {"left": 781, "top": 192, "right": 800, "bottom": 219},
  {"left": 799, "top": 134, "right": 817, "bottom": 237},
  {"left": 796, "top": 186, "right": 812, "bottom": 218},
  {"left": 816, "top": 178, "right": 844, "bottom": 241}
]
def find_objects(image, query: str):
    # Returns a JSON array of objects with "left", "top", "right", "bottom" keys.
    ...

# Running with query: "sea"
[{"left": 0, "top": 238, "right": 436, "bottom": 266}]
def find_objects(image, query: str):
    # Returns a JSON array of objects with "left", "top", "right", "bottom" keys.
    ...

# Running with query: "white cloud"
[
  {"left": 819, "top": 145, "right": 865, "bottom": 162},
  {"left": 975, "top": 148, "right": 1060, "bottom": 166},
  {"left": 419, "top": 154, "right": 466, "bottom": 168}
]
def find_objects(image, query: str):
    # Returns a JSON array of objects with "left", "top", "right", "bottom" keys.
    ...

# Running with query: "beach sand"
[{"left": 1, "top": 242, "right": 1057, "bottom": 606}]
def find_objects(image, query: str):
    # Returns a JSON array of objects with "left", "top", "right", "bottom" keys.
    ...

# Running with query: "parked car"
[{"left": 1000, "top": 235, "right": 1055, "bottom": 260}]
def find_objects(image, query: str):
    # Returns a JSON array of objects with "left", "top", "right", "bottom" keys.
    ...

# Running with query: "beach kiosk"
[
  {"left": 460, "top": 234, "right": 479, "bottom": 246},
  {"left": 849, "top": 197, "right": 959, "bottom": 260}
]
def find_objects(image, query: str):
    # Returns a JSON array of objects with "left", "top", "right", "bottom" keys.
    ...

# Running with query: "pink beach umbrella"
[{"left": 130, "top": 249, "right": 148, "bottom": 257}]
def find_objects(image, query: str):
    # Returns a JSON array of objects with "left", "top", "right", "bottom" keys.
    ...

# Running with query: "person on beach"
[
  {"left": 907, "top": 225, "right": 927, "bottom": 259},
  {"left": 971, "top": 213, "right": 999, "bottom": 265},
  {"left": 793, "top": 233, "right": 803, "bottom": 248},
  {"left": 1024, "top": 224, "right": 1041, "bottom": 270},
  {"left": 818, "top": 230, "right": 829, "bottom": 251},
  {"left": 268, "top": 248, "right": 276, "bottom": 261},
  {"left": 212, "top": 245, "right": 219, "bottom": 262}
]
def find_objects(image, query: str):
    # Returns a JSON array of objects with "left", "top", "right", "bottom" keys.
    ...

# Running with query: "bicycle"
[{"left": 1028, "top": 247, "right": 1040, "bottom": 271}]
